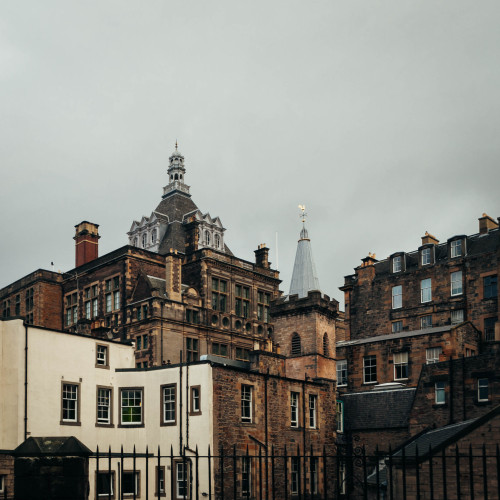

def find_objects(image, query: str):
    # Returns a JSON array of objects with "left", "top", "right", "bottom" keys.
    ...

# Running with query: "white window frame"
[
  {"left": 336, "top": 359, "right": 347, "bottom": 387},
  {"left": 420, "top": 315, "right": 432, "bottom": 329},
  {"left": 163, "top": 385, "right": 176, "bottom": 424},
  {"left": 478, "top": 378, "right": 489, "bottom": 402},
  {"left": 392, "top": 285, "right": 402, "bottom": 309},
  {"left": 421, "top": 247, "right": 431, "bottom": 266},
  {"left": 123, "top": 471, "right": 140, "bottom": 497},
  {"left": 363, "top": 355, "right": 377, "bottom": 384},
  {"left": 191, "top": 386, "right": 201, "bottom": 413},
  {"left": 120, "top": 388, "right": 143, "bottom": 425},
  {"left": 426, "top": 347, "right": 442, "bottom": 364},
  {"left": 291, "top": 457, "right": 299, "bottom": 495},
  {"left": 62, "top": 383, "right": 78, "bottom": 422},
  {"left": 336, "top": 400, "right": 344, "bottom": 433},
  {"left": 421, "top": 278, "right": 432, "bottom": 303},
  {"left": 435, "top": 382, "right": 445, "bottom": 404},
  {"left": 96, "top": 471, "right": 114, "bottom": 497},
  {"left": 97, "top": 388, "right": 111, "bottom": 425},
  {"left": 290, "top": 392, "right": 299, "bottom": 427},
  {"left": 392, "top": 256, "right": 402, "bottom": 273},
  {"left": 308, "top": 394, "right": 317, "bottom": 429},
  {"left": 176, "top": 462, "right": 189, "bottom": 499},
  {"left": 451, "top": 309, "right": 464, "bottom": 325},
  {"left": 451, "top": 239, "right": 462, "bottom": 258},
  {"left": 96, "top": 345, "right": 108, "bottom": 366},
  {"left": 393, "top": 352, "right": 409, "bottom": 380},
  {"left": 241, "top": 385, "right": 252, "bottom": 423},
  {"left": 451, "top": 271, "right": 463, "bottom": 296}
]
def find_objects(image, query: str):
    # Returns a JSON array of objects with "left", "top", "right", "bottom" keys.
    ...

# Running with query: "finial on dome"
[{"left": 175, "top": 140, "right": 178, "bottom": 151}]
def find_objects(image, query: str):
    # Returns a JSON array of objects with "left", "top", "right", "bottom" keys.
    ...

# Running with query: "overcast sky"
[{"left": 1, "top": 1, "right": 499, "bottom": 306}]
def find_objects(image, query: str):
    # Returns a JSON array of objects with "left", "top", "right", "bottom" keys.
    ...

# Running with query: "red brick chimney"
[{"left": 74, "top": 221, "right": 100, "bottom": 267}]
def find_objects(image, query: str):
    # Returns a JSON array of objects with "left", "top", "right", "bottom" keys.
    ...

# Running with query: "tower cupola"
[{"left": 163, "top": 141, "right": 191, "bottom": 198}]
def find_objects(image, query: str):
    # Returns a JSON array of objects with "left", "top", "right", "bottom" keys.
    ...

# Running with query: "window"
[
  {"left": 290, "top": 392, "right": 299, "bottom": 427},
  {"left": 309, "top": 395, "right": 317, "bottom": 428},
  {"left": 120, "top": 388, "right": 143, "bottom": 425},
  {"left": 212, "top": 342, "right": 228, "bottom": 357},
  {"left": 392, "top": 256, "right": 402, "bottom": 273},
  {"left": 136, "top": 308, "right": 142, "bottom": 321},
  {"left": 142, "top": 305, "right": 148, "bottom": 318},
  {"left": 176, "top": 462, "right": 189, "bottom": 499},
  {"left": 241, "top": 385, "right": 253, "bottom": 422},
  {"left": 190, "top": 386, "right": 201, "bottom": 415},
  {"left": 96, "top": 345, "right": 108, "bottom": 367},
  {"left": 291, "top": 333, "right": 301, "bottom": 355},
  {"left": 106, "top": 294, "right": 112, "bottom": 314},
  {"left": 105, "top": 277, "right": 120, "bottom": 315},
  {"left": 214, "top": 233, "right": 221, "bottom": 249},
  {"left": 392, "top": 285, "right": 402, "bottom": 309},
  {"left": 451, "top": 239, "right": 462, "bottom": 258},
  {"left": 2, "top": 300, "right": 10, "bottom": 318},
  {"left": 155, "top": 467, "right": 165, "bottom": 496},
  {"left": 142, "top": 233, "right": 147, "bottom": 248},
  {"left": 204, "top": 230, "right": 211, "bottom": 246},
  {"left": 336, "top": 400, "right": 344, "bottom": 433},
  {"left": 211, "top": 278, "right": 227, "bottom": 312},
  {"left": 337, "top": 359, "right": 347, "bottom": 387},
  {"left": 241, "top": 457, "right": 251, "bottom": 497},
  {"left": 65, "top": 292, "right": 78, "bottom": 326},
  {"left": 465, "top": 348, "right": 475, "bottom": 357},
  {"left": 235, "top": 284, "right": 250, "bottom": 318},
  {"left": 257, "top": 291, "right": 270, "bottom": 322},
  {"left": 186, "top": 338, "right": 199, "bottom": 362},
  {"left": 291, "top": 457, "right": 299, "bottom": 495},
  {"left": 338, "top": 461, "right": 346, "bottom": 495},
  {"left": 96, "top": 471, "right": 115, "bottom": 497},
  {"left": 136, "top": 334, "right": 148, "bottom": 351},
  {"left": 392, "top": 320, "right": 403, "bottom": 333},
  {"left": 451, "top": 309, "right": 464, "bottom": 325},
  {"left": 113, "top": 291, "right": 120, "bottom": 310},
  {"left": 478, "top": 378, "right": 489, "bottom": 402},
  {"left": 421, "top": 247, "right": 431, "bottom": 266},
  {"left": 186, "top": 309, "right": 200, "bottom": 324},
  {"left": 162, "top": 385, "right": 176, "bottom": 425},
  {"left": 451, "top": 271, "right": 463, "bottom": 296},
  {"left": 435, "top": 382, "right": 446, "bottom": 404},
  {"left": 484, "top": 317, "right": 497, "bottom": 341},
  {"left": 236, "top": 347, "right": 251, "bottom": 361},
  {"left": 97, "top": 387, "right": 112, "bottom": 425},
  {"left": 393, "top": 352, "right": 408, "bottom": 380},
  {"left": 311, "top": 457, "right": 318, "bottom": 495},
  {"left": 0, "top": 474, "right": 5, "bottom": 495},
  {"left": 25, "top": 288, "right": 34, "bottom": 312},
  {"left": 15, "top": 294, "right": 20, "bottom": 315},
  {"left": 363, "top": 355, "right": 377, "bottom": 384},
  {"left": 323, "top": 333, "right": 329, "bottom": 356},
  {"left": 151, "top": 229, "right": 157, "bottom": 244},
  {"left": 484, "top": 275, "right": 497, "bottom": 299},
  {"left": 426, "top": 347, "right": 442, "bottom": 364},
  {"left": 123, "top": 471, "right": 139, "bottom": 497},
  {"left": 421, "top": 278, "right": 432, "bottom": 303},
  {"left": 420, "top": 315, "right": 432, "bottom": 329},
  {"left": 61, "top": 383, "right": 79, "bottom": 424}
]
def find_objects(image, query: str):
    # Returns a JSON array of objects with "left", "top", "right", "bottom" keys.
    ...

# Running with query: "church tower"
[{"left": 271, "top": 207, "right": 338, "bottom": 381}]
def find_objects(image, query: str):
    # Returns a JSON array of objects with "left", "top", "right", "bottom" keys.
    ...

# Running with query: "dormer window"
[
  {"left": 392, "top": 256, "right": 402, "bottom": 273},
  {"left": 142, "top": 234, "right": 147, "bottom": 248},
  {"left": 214, "top": 234, "right": 221, "bottom": 249},
  {"left": 151, "top": 229, "right": 157, "bottom": 244},
  {"left": 133, "top": 237, "right": 138, "bottom": 247},
  {"left": 451, "top": 239, "right": 462, "bottom": 258},
  {"left": 421, "top": 247, "right": 431, "bottom": 265},
  {"left": 205, "top": 231, "right": 211, "bottom": 246}
]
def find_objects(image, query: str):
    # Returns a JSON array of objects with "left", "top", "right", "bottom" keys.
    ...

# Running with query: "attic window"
[
  {"left": 142, "top": 234, "right": 147, "bottom": 248},
  {"left": 291, "top": 333, "right": 301, "bottom": 356},
  {"left": 151, "top": 229, "right": 157, "bottom": 244},
  {"left": 214, "top": 233, "right": 221, "bottom": 249},
  {"left": 205, "top": 231, "right": 211, "bottom": 246}
]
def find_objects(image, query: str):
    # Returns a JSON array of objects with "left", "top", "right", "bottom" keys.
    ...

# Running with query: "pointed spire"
[{"left": 289, "top": 205, "right": 320, "bottom": 298}]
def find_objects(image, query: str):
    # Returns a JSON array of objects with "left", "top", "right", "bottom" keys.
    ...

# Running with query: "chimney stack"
[
  {"left": 165, "top": 250, "right": 182, "bottom": 302},
  {"left": 421, "top": 231, "right": 439, "bottom": 246},
  {"left": 74, "top": 221, "right": 100, "bottom": 267},
  {"left": 254, "top": 244, "right": 270, "bottom": 268},
  {"left": 478, "top": 213, "right": 498, "bottom": 235}
]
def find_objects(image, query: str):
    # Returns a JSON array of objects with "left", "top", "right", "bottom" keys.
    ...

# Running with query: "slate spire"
[{"left": 289, "top": 206, "right": 321, "bottom": 298}]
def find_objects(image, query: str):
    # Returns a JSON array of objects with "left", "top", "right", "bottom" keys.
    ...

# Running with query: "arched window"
[
  {"left": 180, "top": 174, "right": 183, "bottom": 180},
  {"left": 205, "top": 231, "right": 211, "bottom": 246},
  {"left": 142, "top": 234, "right": 147, "bottom": 248},
  {"left": 214, "top": 233, "right": 221, "bottom": 249},
  {"left": 291, "top": 333, "right": 301, "bottom": 356},
  {"left": 151, "top": 229, "right": 157, "bottom": 244},
  {"left": 174, "top": 174, "right": 178, "bottom": 180},
  {"left": 323, "top": 333, "right": 329, "bottom": 357},
  {"left": 133, "top": 237, "right": 138, "bottom": 247}
]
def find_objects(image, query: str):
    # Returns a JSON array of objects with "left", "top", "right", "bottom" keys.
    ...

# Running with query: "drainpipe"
[
  {"left": 186, "top": 361, "right": 189, "bottom": 449},
  {"left": 160, "top": 301, "right": 164, "bottom": 365},
  {"left": 462, "top": 355, "right": 466, "bottom": 421},
  {"left": 179, "top": 350, "right": 183, "bottom": 454},
  {"left": 24, "top": 323, "right": 28, "bottom": 440},
  {"left": 449, "top": 356, "right": 454, "bottom": 425}
]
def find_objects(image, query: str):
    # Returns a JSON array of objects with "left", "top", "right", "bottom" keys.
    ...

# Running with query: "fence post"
[
  {"left": 157, "top": 446, "right": 161, "bottom": 500},
  {"left": 388, "top": 444, "right": 393, "bottom": 500},
  {"left": 402, "top": 445, "right": 406, "bottom": 500},
  {"left": 220, "top": 446, "right": 224, "bottom": 500},
  {"left": 482, "top": 444, "right": 487, "bottom": 500},
  {"left": 455, "top": 445, "right": 461, "bottom": 500},
  {"left": 208, "top": 445, "right": 212, "bottom": 500},
  {"left": 415, "top": 445, "right": 420, "bottom": 500},
  {"left": 195, "top": 446, "right": 199, "bottom": 500},
  {"left": 170, "top": 445, "right": 174, "bottom": 500},
  {"left": 96, "top": 445, "right": 100, "bottom": 500},
  {"left": 120, "top": 445, "right": 124, "bottom": 500},
  {"left": 468, "top": 444, "right": 474, "bottom": 500},
  {"left": 259, "top": 446, "right": 263, "bottom": 500},
  {"left": 133, "top": 445, "right": 136, "bottom": 500},
  {"left": 108, "top": 445, "right": 112, "bottom": 500},
  {"left": 284, "top": 445, "right": 288, "bottom": 500},
  {"left": 145, "top": 445, "right": 148, "bottom": 500},
  {"left": 428, "top": 444, "right": 434, "bottom": 500},
  {"left": 442, "top": 448, "right": 447, "bottom": 500},
  {"left": 271, "top": 445, "right": 276, "bottom": 500},
  {"left": 245, "top": 445, "right": 250, "bottom": 500},
  {"left": 375, "top": 445, "right": 380, "bottom": 500},
  {"left": 233, "top": 445, "right": 237, "bottom": 500}
]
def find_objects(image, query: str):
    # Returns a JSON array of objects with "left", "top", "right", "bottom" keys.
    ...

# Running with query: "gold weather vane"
[{"left": 298, "top": 204, "right": 307, "bottom": 224}]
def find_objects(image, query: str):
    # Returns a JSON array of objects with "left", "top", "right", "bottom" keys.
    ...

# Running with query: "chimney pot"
[{"left": 74, "top": 221, "right": 100, "bottom": 267}]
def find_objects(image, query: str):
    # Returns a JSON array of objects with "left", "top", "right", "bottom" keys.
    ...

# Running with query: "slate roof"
[
  {"left": 13, "top": 436, "right": 92, "bottom": 456},
  {"left": 289, "top": 225, "right": 321, "bottom": 298},
  {"left": 342, "top": 388, "right": 416, "bottom": 431}
]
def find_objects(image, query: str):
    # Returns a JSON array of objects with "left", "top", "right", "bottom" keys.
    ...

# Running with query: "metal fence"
[{"left": 3, "top": 443, "right": 500, "bottom": 499}]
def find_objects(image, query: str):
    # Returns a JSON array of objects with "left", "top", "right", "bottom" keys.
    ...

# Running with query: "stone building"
[
  {"left": 0, "top": 145, "right": 281, "bottom": 367},
  {"left": 337, "top": 214, "right": 499, "bottom": 393}
]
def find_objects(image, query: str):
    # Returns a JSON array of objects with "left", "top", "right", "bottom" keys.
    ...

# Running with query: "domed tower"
[{"left": 163, "top": 141, "right": 190, "bottom": 197}]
